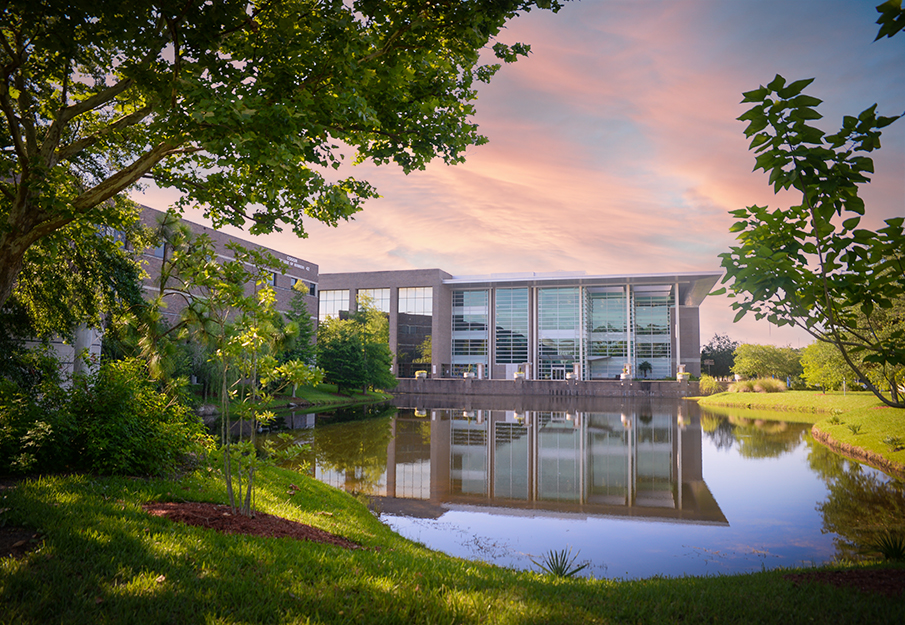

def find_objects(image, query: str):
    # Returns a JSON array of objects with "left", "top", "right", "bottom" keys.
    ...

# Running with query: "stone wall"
[{"left": 395, "top": 377, "right": 699, "bottom": 398}]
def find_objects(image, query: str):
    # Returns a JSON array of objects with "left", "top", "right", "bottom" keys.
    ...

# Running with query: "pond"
[{"left": 261, "top": 395, "right": 905, "bottom": 579}]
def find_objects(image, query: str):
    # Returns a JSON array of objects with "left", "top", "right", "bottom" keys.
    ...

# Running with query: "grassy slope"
[
  {"left": 698, "top": 391, "right": 905, "bottom": 475},
  {"left": 2, "top": 468, "right": 903, "bottom": 624}
]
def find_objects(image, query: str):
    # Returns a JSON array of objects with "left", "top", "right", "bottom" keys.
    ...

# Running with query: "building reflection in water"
[{"left": 312, "top": 399, "right": 727, "bottom": 526}]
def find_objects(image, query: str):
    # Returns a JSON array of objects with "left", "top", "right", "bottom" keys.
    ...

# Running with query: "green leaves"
[{"left": 723, "top": 73, "right": 904, "bottom": 407}]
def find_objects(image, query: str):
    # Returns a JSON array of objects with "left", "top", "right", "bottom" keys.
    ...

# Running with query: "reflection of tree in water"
[
  {"left": 312, "top": 408, "right": 395, "bottom": 494},
  {"left": 818, "top": 466, "right": 905, "bottom": 561},
  {"left": 701, "top": 413, "right": 736, "bottom": 451},
  {"left": 804, "top": 432, "right": 848, "bottom": 482},
  {"left": 700, "top": 411, "right": 808, "bottom": 458}
]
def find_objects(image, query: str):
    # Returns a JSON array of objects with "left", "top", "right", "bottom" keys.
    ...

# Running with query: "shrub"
[
  {"left": 69, "top": 358, "right": 210, "bottom": 476},
  {"left": 698, "top": 375, "right": 722, "bottom": 395},
  {"left": 728, "top": 378, "right": 787, "bottom": 393},
  {"left": 0, "top": 380, "right": 74, "bottom": 473}
]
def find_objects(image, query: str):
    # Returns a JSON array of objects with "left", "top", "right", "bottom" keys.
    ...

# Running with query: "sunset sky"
[{"left": 134, "top": 0, "right": 905, "bottom": 348}]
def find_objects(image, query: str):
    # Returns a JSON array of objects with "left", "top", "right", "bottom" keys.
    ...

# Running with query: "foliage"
[
  {"left": 0, "top": 350, "right": 71, "bottom": 473},
  {"left": 280, "top": 283, "right": 317, "bottom": 366},
  {"left": 531, "top": 547, "right": 589, "bottom": 578},
  {"left": 728, "top": 378, "right": 788, "bottom": 393},
  {"left": 317, "top": 318, "right": 369, "bottom": 394},
  {"left": 317, "top": 297, "right": 397, "bottom": 394},
  {"left": 801, "top": 340, "right": 853, "bottom": 391},
  {"left": 11, "top": 209, "right": 150, "bottom": 340},
  {"left": 732, "top": 344, "right": 802, "bottom": 380},
  {"left": 701, "top": 333, "right": 739, "bottom": 377},
  {"left": 638, "top": 360, "right": 652, "bottom": 378},
  {"left": 698, "top": 374, "right": 723, "bottom": 396},
  {"left": 868, "top": 532, "right": 905, "bottom": 562},
  {"left": 0, "top": 0, "right": 564, "bottom": 308},
  {"left": 1, "top": 356, "right": 208, "bottom": 475},
  {"left": 875, "top": 0, "right": 905, "bottom": 40},
  {"left": 68, "top": 358, "right": 209, "bottom": 476},
  {"left": 716, "top": 71, "right": 903, "bottom": 407}
]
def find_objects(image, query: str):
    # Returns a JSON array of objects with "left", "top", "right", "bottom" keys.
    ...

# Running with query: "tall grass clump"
[
  {"left": 698, "top": 374, "right": 723, "bottom": 395},
  {"left": 729, "top": 378, "right": 787, "bottom": 393}
]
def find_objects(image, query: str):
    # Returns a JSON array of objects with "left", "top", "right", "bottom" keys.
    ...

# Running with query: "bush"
[
  {"left": 728, "top": 378, "right": 787, "bottom": 393},
  {"left": 698, "top": 375, "right": 722, "bottom": 395},
  {"left": 0, "top": 349, "right": 75, "bottom": 473},
  {"left": 69, "top": 358, "right": 210, "bottom": 476},
  {"left": 0, "top": 380, "right": 74, "bottom": 473}
]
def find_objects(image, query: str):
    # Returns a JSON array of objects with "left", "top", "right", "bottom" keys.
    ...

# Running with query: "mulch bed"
[{"left": 141, "top": 501, "right": 361, "bottom": 550}]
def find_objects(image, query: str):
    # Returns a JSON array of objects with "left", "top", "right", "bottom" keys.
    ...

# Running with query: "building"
[
  {"left": 139, "top": 206, "right": 320, "bottom": 323},
  {"left": 318, "top": 269, "right": 721, "bottom": 380}
]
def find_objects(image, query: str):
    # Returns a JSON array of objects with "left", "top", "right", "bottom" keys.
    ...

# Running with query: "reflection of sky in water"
[{"left": 383, "top": 423, "right": 838, "bottom": 580}]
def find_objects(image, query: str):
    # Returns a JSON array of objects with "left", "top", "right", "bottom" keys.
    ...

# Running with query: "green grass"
[
  {"left": 224, "top": 384, "right": 393, "bottom": 414},
  {"left": 697, "top": 390, "right": 882, "bottom": 414},
  {"left": 2, "top": 469, "right": 904, "bottom": 624}
]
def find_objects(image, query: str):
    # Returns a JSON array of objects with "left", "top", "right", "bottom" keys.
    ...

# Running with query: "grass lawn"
[
  {"left": 697, "top": 391, "right": 905, "bottom": 477},
  {"left": 2, "top": 468, "right": 903, "bottom": 624},
  {"left": 224, "top": 384, "right": 393, "bottom": 414}
]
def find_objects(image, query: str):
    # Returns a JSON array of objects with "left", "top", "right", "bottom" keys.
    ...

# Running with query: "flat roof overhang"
[{"left": 443, "top": 271, "right": 723, "bottom": 307}]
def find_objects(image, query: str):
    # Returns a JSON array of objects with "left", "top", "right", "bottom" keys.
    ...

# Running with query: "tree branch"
[
  {"left": 56, "top": 105, "right": 154, "bottom": 162},
  {"left": 71, "top": 140, "right": 182, "bottom": 212}
]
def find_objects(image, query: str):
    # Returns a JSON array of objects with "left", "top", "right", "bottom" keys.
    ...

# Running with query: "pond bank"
[
  {"left": 3, "top": 468, "right": 904, "bottom": 623},
  {"left": 697, "top": 391, "right": 905, "bottom": 477}
]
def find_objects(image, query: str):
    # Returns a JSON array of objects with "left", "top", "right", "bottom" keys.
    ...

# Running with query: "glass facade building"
[{"left": 317, "top": 269, "right": 721, "bottom": 379}]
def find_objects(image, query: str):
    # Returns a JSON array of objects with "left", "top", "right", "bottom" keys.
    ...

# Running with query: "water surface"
[{"left": 264, "top": 395, "right": 901, "bottom": 579}]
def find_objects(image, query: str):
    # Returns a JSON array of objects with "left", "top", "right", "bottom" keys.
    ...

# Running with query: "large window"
[
  {"left": 357, "top": 288, "right": 390, "bottom": 313},
  {"left": 451, "top": 290, "right": 489, "bottom": 373},
  {"left": 398, "top": 287, "right": 432, "bottom": 315},
  {"left": 537, "top": 287, "right": 580, "bottom": 379},
  {"left": 318, "top": 289, "right": 349, "bottom": 321},
  {"left": 588, "top": 289, "right": 627, "bottom": 379},
  {"left": 495, "top": 288, "right": 529, "bottom": 364},
  {"left": 633, "top": 289, "right": 672, "bottom": 378}
]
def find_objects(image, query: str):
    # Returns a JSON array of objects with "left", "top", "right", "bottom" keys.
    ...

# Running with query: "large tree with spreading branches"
[{"left": 0, "top": 0, "right": 563, "bottom": 309}]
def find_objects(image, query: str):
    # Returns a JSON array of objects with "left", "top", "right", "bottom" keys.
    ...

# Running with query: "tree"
[
  {"left": 280, "top": 282, "right": 317, "bottom": 366},
  {"left": 801, "top": 340, "right": 851, "bottom": 391},
  {"left": 316, "top": 317, "right": 368, "bottom": 394},
  {"left": 701, "top": 333, "right": 739, "bottom": 377},
  {"left": 0, "top": 0, "right": 564, "bottom": 308},
  {"left": 316, "top": 296, "right": 397, "bottom": 394},
  {"left": 731, "top": 343, "right": 802, "bottom": 380},
  {"left": 715, "top": 7, "right": 905, "bottom": 407}
]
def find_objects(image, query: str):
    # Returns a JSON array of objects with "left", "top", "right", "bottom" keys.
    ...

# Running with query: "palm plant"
[{"left": 531, "top": 547, "right": 589, "bottom": 578}]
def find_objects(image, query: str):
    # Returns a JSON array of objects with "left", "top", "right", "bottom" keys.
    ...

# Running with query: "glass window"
[
  {"left": 495, "top": 288, "right": 529, "bottom": 364},
  {"left": 451, "top": 290, "right": 489, "bottom": 369},
  {"left": 358, "top": 288, "right": 390, "bottom": 313},
  {"left": 319, "top": 289, "right": 349, "bottom": 321},
  {"left": 537, "top": 287, "right": 580, "bottom": 379},
  {"left": 398, "top": 287, "right": 432, "bottom": 315}
]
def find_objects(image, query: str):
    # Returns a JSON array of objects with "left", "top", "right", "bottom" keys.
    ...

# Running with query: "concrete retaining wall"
[{"left": 395, "top": 377, "right": 698, "bottom": 398}]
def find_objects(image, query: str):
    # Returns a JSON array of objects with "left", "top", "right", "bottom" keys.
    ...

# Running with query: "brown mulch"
[
  {"left": 784, "top": 569, "right": 905, "bottom": 599},
  {"left": 141, "top": 501, "right": 360, "bottom": 550}
]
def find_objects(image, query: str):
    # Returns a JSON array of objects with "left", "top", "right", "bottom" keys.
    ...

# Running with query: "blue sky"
[{"left": 135, "top": 0, "right": 904, "bottom": 347}]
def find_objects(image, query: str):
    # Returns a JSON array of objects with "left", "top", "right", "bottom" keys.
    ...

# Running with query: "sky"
[{"left": 132, "top": 0, "right": 905, "bottom": 349}]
